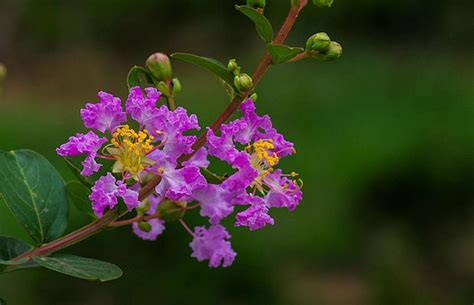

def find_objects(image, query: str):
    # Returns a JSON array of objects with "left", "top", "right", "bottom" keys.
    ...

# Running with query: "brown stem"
[
  {"left": 289, "top": 52, "right": 308, "bottom": 62},
  {"left": 6, "top": 1, "right": 308, "bottom": 265},
  {"left": 9, "top": 210, "right": 119, "bottom": 263},
  {"left": 109, "top": 211, "right": 161, "bottom": 227}
]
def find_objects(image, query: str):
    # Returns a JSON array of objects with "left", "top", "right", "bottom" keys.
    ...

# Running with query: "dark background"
[{"left": 0, "top": 0, "right": 473, "bottom": 304}]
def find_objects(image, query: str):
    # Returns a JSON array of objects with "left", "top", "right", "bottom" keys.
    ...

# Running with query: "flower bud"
[
  {"left": 138, "top": 221, "right": 152, "bottom": 232},
  {"left": 227, "top": 59, "right": 241, "bottom": 76},
  {"left": 306, "top": 32, "right": 331, "bottom": 52},
  {"left": 0, "top": 63, "right": 6, "bottom": 82},
  {"left": 234, "top": 73, "right": 254, "bottom": 93},
  {"left": 171, "top": 78, "right": 182, "bottom": 96},
  {"left": 146, "top": 52, "right": 172, "bottom": 81},
  {"left": 250, "top": 93, "right": 258, "bottom": 102},
  {"left": 313, "top": 0, "right": 333, "bottom": 7},
  {"left": 156, "top": 200, "right": 186, "bottom": 222},
  {"left": 157, "top": 81, "right": 170, "bottom": 95},
  {"left": 247, "top": 0, "right": 266, "bottom": 9},
  {"left": 323, "top": 41, "right": 343, "bottom": 60}
]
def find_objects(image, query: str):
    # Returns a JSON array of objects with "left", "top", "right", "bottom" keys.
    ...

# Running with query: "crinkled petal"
[
  {"left": 56, "top": 131, "right": 107, "bottom": 156},
  {"left": 235, "top": 196, "right": 274, "bottom": 231},
  {"left": 192, "top": 184, "right": 234, "bottom": 225},
  {"left": 80, "top": 91, "right": 126, "bottom": 133},
  {"left": 126, "top": 86, "right": 161, "bottom": 128},
  {"left": 155, "top": 166, "right": 207, "bottom": 201},
  {"left": 182, "top": 147, "right": 210, "bottom": 168},
  {"left": 222, "top": 152, "right": 257, "bottom": 192},
  {"left": 132, "top": 219, "right": 165, "bottom": 241},
  {"left": 190, "top": 224, "right": 236, "bottom": 268},
  {"left": 263, "top": 170, "right": 302, "bottom": 211},
  {"left": 80, "top": 154, "right": 102, "bottom": 176}
]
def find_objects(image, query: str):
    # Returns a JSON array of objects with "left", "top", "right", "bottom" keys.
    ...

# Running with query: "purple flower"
[
  {"left": 263, "top": 170, "right": 302, "bottom": 211},
  {"left": 56, "top": 131, "right": 107, "bottom": 176},
  {"left": 132, "top": 219, "right": 165, "bottom": 241},
  {"left": 126, "top": 86, "right": 161, "bottom": 128},
  {"left": 235, "top": 195, "right": 274, "bottom": 231},
  {"left": 89, "top": 173, "right": 140, "bottom": 217},
  {"left": 190, "top": 224, "right": 236, "bottom": 268},
  {"left": 205, "top": 98, "right": 303, "bottom": 227},
  {"left": 192, "top": 184, "right": 234, "bottom": 225},
  {"left": 80, "top": 91, "right": 126, "bottom": 133},
  {"left": 149, "top": 150, "right": 207, "bottom": 201}
]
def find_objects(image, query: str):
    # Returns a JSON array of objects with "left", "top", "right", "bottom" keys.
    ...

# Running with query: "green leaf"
[
  {"left": 0, "top": 150, "right": 69, "bottom": 245},
  {"left": 0, "top": 236, "right": 32, "bottom": 265},
  {"left": 200, "top": 168, "right": 224, "bottom": 184},
  {"left": 267, "top": 44, "right": 304, "bottom": 64},
  {"left": 127, "top": 66, "right": 154, "bottom": 90},
  {"left": 63, "top": 157, "right": 94, "bottom": 187},
  {"left": 235, "top": 5, "right": 273, "bottom": 43},
  {"left": 33, "top": 254, "right": 123, "bottom": 282},
  {"left": 171, "top": 53, "right": 235, "bottom": 86},
  {"left": 66, "top": 181, "right": 94, "bottom": 217},
  {"left": 0, "top": 297, "right": 6, "bottom": 305}
]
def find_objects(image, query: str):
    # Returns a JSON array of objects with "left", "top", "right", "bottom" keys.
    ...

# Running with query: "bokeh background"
[{"left": 0, "top": 0, "right": 473, "bottom": 304}]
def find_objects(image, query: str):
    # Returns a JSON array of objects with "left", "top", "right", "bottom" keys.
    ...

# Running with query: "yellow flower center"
[{"left": 107, "top": 125, "right": 155, "bottom": 178}]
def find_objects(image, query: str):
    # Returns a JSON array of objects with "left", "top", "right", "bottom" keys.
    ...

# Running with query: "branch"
[{"left": 6, "top": 1, "right": 308, "bottom": 264}]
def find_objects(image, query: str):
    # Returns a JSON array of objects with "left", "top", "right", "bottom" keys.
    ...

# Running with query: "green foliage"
[
  {"left": 66, "top": 181, "right": 94, "bottom": 217},
  {"left": 0, "top": 150, "right": 69, "bottom": 246},
  {"left": 267, "top": 44, "right": 304, "bottom": 64},
  {"left": 127, "top": 66, "right": 154, "bottom": 90},
  {"left": 63, "top": 157, "right": 94, "bottom": 187},
  {"left": 156, "top": 200, "right": 185, "bottom": 222},
  {"left": 33, "top": 254, "right": 123, "bottom": 282},
  {"left": 171, "top": 53, "right": 235, "bottom": 87},
  {"left": 0, "top": 236, "right": 32, "bottom": 265},
  {"left": 235, "top": 5, "right": 273, "bottom": 43}
]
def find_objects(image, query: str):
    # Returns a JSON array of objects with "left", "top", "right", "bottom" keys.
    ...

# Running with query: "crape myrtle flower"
[
  {"left": 206, "top": 99, "right": 303, "bottom": 231},
  {"left": 190, "top": 224, "right": 236, "bottom": 268},
  {"left": 56, "top": 86, "right": 207, "bottom": 218},
  {"left": 132, "top": 195, "right": 166, "bottom": 241}
]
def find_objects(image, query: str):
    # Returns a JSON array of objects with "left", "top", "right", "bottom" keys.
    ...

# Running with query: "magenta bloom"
[
  {"left": 235, "top": 195, "right": 274, "bottom": 230},
  {"left": 80, "top": 91, "right": 126, "bottom": 133},
  {"left": 126, "top": 86, "right": 161, "bottom": 128},
  {"left": 192, "top": 184, "right": 234, "bottom": 225},
  {"left": 89, "top": 173, "right": 140, "bottom": 217},
  {"left": 190, "top": 224, "right": 236, "bottom": 268},
  {"left": 205, "top": 99, "right": 302, "bottom": 230},
  {"left": 56, "top": 131, "right": 107, "bottom": 176},
  {"left": 133, "top": 219, "right": 165, "bottom": 241}
]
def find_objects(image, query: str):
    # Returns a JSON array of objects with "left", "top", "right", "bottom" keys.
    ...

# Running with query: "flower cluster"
[{"left": 57, "top": 87, "right": 302, "bottom": 268}]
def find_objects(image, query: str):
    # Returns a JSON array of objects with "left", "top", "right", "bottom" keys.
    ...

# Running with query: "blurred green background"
[{"left": 0, "top": 0, "right": 473, "bottom": 304}]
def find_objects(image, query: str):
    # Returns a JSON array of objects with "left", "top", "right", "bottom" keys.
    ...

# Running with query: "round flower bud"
[
  {"left": 146, "top": 52, "right": 173, "bottom": 81},
  {"left": 313, "top": 0, "right": 334, "bottom": 8},
  {"left": 171, "top": 78, "right": 182, "bottom": 96},
  {"left": 157, "top": 81, "right": 170, "bottom": 95},
  {"left": 234, "top": 73, "right": 254, "bottom": 93},
  {"left": 324, "top": 41, "right": 343, "bottom": 60},
  {"left": 247, "top": 0, "right": 266, "bottom": 9},
  {"left": 306, "top": 32, "right": 331, "bottom": 52},
  {"left": 0, "top": 63, "right": 6, "bottom": 82},
  {"left": 250, "top": 93, "right": 258, "bottom": 102},
  {"left": 156, "top": 200, "right": 186, "bottom": 222},
  {"left": 227, "top": 59, "right": 240, "bottom": 75},
  {"left": 138, "top": 221, "right": 152, "bottom": 232}
]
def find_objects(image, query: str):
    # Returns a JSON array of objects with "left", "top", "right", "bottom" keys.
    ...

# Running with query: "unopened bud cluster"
[{"left": 305, "top": 32, "right": 342, "bottom": 61}]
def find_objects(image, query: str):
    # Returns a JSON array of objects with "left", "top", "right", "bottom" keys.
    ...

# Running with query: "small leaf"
[
  {"left": 33, "top": 254, "right": 123, "bottom": 282},
  {"left": 0, "top": 297, "right": 6, "bottom": 305},
  {"left": 235, "top": 5, "right": 273, "bottom": 43},
  {"left": 63, "top": 157, "right": 94, "bottom": 187},
  {"left": 171, "top": 53, "right": 235, "bottom": 87},
  {"left": 0, "top": 236, "right": 32, "bottom": 265},
  {"left": 66, "top": 181, "right": 94, "bottom": 217},
  {"left": 0, "top": 150, "right": 69, "bottom": 246},
  {"left": 201, "top": 168, "right": 224, "bottom": 184},
  {"left": 127, "top": 66, "right": 154, "bottom": 90},
  {"left": 267, "top": 44, "right": 304, "bottom": 64}
]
